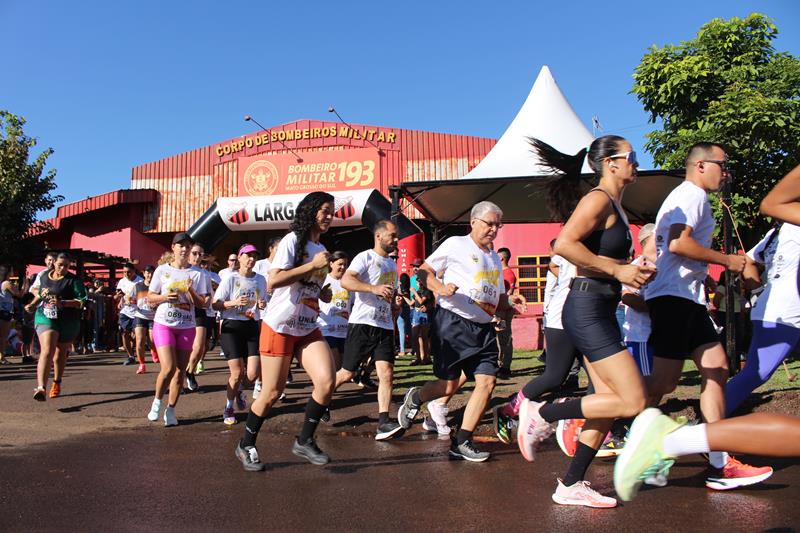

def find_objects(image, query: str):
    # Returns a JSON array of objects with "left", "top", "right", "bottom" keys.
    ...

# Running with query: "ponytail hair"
[
  {"left": 529, "top": 135, "right": 627, "bottom": 221},
  {"left": 289, "top": 191, "right": 334, "bottom": 268}
]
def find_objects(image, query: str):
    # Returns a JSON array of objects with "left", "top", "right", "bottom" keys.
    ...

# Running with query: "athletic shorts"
[
  {"left": 135, "top": 317, "right": 154, "bottom": 330},
  {"left": 341, "top": 323, "right": 395, "bottom": 372},
  {"left": 562, "top": 278, "right": 627, "bottom": 362},
  {"left": 221, "top": 319, "right": 260, "bottom": 360},
  {"left": 411, "top": 308, "right": 429, "bottom": 327},
  {"left": 648, "top": 296, "right": 719, "bottom": 360},
  {"left": 35, "top": 320, "right": 81, "bottom": 342},
  {"left": 430, "top": 307, "right": 499, "bottom": 381},
  {"left": 152, "top": 322, "right": 196, "bottom": 351},
  {"left": 626, "top": 341, "right": 653, "bottom": 376},
  {"left": 325, "top": 335, "right": 346, "bottom": 353},
  {"left": 118, "top": 314, "right": 136, "bottom": 332},
  {"left": 259, "top": 323, "right": 324, "bottom": 357}
]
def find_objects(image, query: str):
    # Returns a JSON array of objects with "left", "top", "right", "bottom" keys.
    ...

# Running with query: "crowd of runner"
[{"left": 4, "top": 139, "right": 800, "bottom": 508}]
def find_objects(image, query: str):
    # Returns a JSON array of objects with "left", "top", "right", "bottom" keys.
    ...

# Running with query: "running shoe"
[
  {"left": 613, "top": 408, "right": 685, "bottom": 501},
  {"left": 123, "top": 356, "right": 136, "bottom": 366},
  {"left": 186, "top": 373, "right": 199, "bottom": 392},
  {"left": 493, "top": 405, "right": 514, "bottom": 444},
  {"left": 321, "top": 406, "right": 331, "bottom": 423},
  {"left": 597, "top": 433, "right": 625, "bottom": 458},
  {"left": 22, "top": 355, "right": 35, "bottom": 364},
  {"left": 375, "top": 421, "right": 405, "bottom": 441},
  {"left": 555, "top": 418, "right": 586, "bottom": 457},
  {"left": 292, "top": 437, "right": 329, "bottom": 465},
  {"left": 496, "top": 367, "right": 511, "bottom": 380},
  {"left": 33, "top": 386, "right": 46, "bottom": 402},
  {"left": 517, "top": 399, "right": 554, "bottom": 462},
  {"left": 278, "top": 391, "right": 286, "bottom": 401},
  {"left": 705, "top": 457, "right": 773, "bottom": 491},
  {"left": 552, "top": 479, "right": 617, "bottom": 508},
  {"left": 136, "top": 363, "right": 146, "bottom": 375},
  {"left": 236, "top": 390, "right": 248, "bottom": 411},
  {"left": 398, "top": 386, "right": 421, "bottom": 429},
  {"left": 358, "top": 375, "right": 377, "bottom": 389},
  {"left": 235, "top": 440, "right": 266, "bottom": 472},
  {"left": 163, "top": 406, "right": 178, "bottom": 427},
  {"left": 223, "top": 407, "right": 236, "bottom": 425},
  {"left": 422, "top": 416, "right": 450, "bottom": 435},
  {"left": 253, "top": 379, "right": 262, "bottom": 400},
  {"left": 196, "top": 360, "right": 205, "bottom": 374},
  {"left": 286, "top": 369, "right": 294, "bottom": 384},
  {"left": 49, "top": 382, "right": 61, "bottom": 399},
  {"left": 449, "top": 439, "right": 490, "bottom": 462},
  {"left": 147, "top": 398, "right": 162, "bottom": 422}
]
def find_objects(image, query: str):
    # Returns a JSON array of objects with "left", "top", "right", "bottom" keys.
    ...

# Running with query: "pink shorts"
[{"left": 152, "top": 322, "right": 196, "bottom": 351}]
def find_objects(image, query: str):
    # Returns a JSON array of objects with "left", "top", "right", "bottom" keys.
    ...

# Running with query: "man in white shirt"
[
  {"left": 332, "top": 220, "right": 403, "bottom": 441},
  {"left": 646, "top": 142, "right": 771, "bottom": 489},
  {"left": 115, "top": 262, "right": 142, "bottom": 365},
  {"left": 398, "top": 201, "right": 526, "bottom": 461},
  {"left": 218, "top": 253, "right": 239, "bottom": 280}
]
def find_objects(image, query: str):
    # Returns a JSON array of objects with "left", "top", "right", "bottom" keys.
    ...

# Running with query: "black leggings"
[{"left": 523, "top": 327, "right": 590, "bottom": 400}]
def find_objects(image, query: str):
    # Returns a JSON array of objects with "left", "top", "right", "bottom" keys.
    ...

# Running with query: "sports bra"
[{"left": 582, "top": 189, "right": 632, "bottom": 260}]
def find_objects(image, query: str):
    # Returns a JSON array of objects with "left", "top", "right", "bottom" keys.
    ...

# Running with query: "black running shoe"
[
  {"left": 359, "top": 376, "right": 377, "bottom": 389},
  {"left": 235, "top": 441, "right": 266, "bottom": 472},
  {"left": 292, "top": 437, "right": 330, "bottom": 465},
  {"left": 398, "top": 386, "right": 421, "bottom": 429},
  {"left": 122, "top": 356, "right": 136, "bottom": 366},
  {"left": 375, "top": 421, "right": 405, "bottom": 441},
  {"left": 185, "top": 373, "right": 199, "bottom": 392},
  {"left": 449, "top": 439, "right": 491, "bottom": 462}
]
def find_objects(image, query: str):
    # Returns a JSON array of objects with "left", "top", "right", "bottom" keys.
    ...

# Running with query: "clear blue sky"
[{"left": 4, "top": 1, "right": 799, "bottom": 218}]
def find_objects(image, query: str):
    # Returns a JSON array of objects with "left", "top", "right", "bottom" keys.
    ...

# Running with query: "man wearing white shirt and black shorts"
[
  {"left": 115, "top": 263, "right": 142, "bottom": 366},
  {"left": 333, "top": 220, "right": 404, "bottom": 441},
  {"left": 646, "top": 142, "right": 772, "bottom": 489},
  {"left": 398, "top": 201, "right": 526, "bottom": 461}
]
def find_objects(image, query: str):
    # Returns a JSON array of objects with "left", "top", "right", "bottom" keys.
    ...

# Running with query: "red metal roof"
[{"left": 32, "top": 189, "right": 158, "bottom": 234}]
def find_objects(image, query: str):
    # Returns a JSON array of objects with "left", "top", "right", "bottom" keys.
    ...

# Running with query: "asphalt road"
[{"left": 1, "top": 351, "right": 799, "bottom": 532}]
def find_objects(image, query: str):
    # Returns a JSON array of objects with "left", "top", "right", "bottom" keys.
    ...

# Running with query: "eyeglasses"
[
  {"left": 607, "top": 151, "right": 638, "bottom": 166},
  {"left": 475, "top": 217, "right": 504, "bottom": 230},
  {"left": 697, "top": 159, "right": 730, "bottom": 172},
  {"left": 227, "top": 258, "right": 237, "bottom": 262}
]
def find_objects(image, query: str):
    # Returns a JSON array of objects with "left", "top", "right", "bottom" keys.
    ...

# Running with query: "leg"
[
  {"left": 460, "top": 373, "right": 496, "bottom": 432},
  {"left": 36, "top": 330, "right": 59, "bottom": 389},
  {"left": 296, "top": 340, "right": 335, "bottom": 406},
  {"left": 135, "top": 327, "right": 148, "bottom": 365},
  {"left": 645, "top": 357, "right": 685, "bottom": 407},
  {"left": 154, "top": 344, "right": 177, "bottom": 399},
  {"left": 521, "top": 328, "right": 580, "bottom": 400},
  {"left": 227, "top": 358, "right": 245, "bottom": 402},
  {"left": 245, "top": 355, "right": 261, "bottom": 384},
  {"left": 168, "top": 348, "right": 192, "bottom": 407},
  {"left": 0, "top": 320, "right": 10, "bottom": 362},
  {"left": 186, "top": 326, "right": 207, "bottom": 373},
  {"left": 52, "top": 343, "right": 70, "bottom": 383},
  {"left": 375, "top": 360, "right": 394, "bottom": 414},
  {"left": 692, "top": 341, "right": 728, "bottom": 423}
]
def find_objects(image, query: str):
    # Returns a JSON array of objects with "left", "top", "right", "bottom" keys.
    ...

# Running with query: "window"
[{"left": 517, "top": 255, "right": 551, "bottom": 305}]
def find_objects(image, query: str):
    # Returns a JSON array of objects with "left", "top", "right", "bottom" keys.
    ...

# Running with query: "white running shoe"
[
  {"left": 552, "top": 478, "right": 617, "bottom": 508},
  {"left": 422, "top": 416, "right": 451, "bottom": 435},
  {"left": 517, "top": 399, "right": 554, "bottom": 462},
  {"left": 253, "top": 379, "right": 262, "bottom": 400},
  {"left": 147, "top": 398, "right": 162, "bottom": 422},
  {"left": 163, "top": 406, "right": 178, "bottom": 427}
]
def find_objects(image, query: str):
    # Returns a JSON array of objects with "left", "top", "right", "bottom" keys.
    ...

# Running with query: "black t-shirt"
[
  {"left": 38, "top": 272, "right": 85, "bottom": 322},
  {"left": 414, "top": 288, "right": 434, "bottom": 313}
]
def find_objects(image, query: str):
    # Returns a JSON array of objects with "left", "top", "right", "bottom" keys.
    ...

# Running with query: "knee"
[
  {"left": 475, "top": 376, "right": 496, "bottom": 394},
  {"left": 315, "top": 376, "right": 335, "bottom": 397},
  {"left": 376, "top": 367, "right": 393, "bottom": 383},
  {"left": 620, "top": 393, "right": 647, "bottom": 418},
  {"left": 260, "top": 388, "right": 281, "bottom": 407},
  {"left": 230, "top": 368, "right": 243, "bottom": 382}
]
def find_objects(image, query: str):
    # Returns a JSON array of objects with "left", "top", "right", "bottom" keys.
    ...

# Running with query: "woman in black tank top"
[{"left": 516, "top": 135, "right": 656, "bottom": 508}]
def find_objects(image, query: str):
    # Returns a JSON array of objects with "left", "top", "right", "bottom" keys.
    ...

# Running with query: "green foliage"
[
  {"left": 0, "top": 111, "right": 62, "bottom": 264},
  {"left": 633, "top": 13, "right": 800, "bottom": 244}
]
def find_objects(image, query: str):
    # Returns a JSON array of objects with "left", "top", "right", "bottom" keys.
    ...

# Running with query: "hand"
[
  {"left": 510, "top": 294, "right": 527, "bottom": 314},
  {"left": 612, "top": 263, "right": 657, "bottom": 289},
  {"left": 257, "top": 299, "right": 266, "bottom": 310},
  {"left": 24, "top": 304, "right": 34, "bottom": 313},
  {"left": 320, "top": 283, "right": 333, "bottom": 303},
  {"left": 312, "top": 251, "right": 331, "bottom": 269},
  {"left": 48, "top": 296, "right": 58, "bottom": 306},
  {"left": 439, "top": 283, "right": 458, "bottom": 297},
  {"left": 166, "top": 291, "right": 179, "bottom": 302},
  {"left": 725, "top": 253, "right": 746, "bottom": 274},
  {"left": 372, "top": 284, "right": 394, "bottom": 302},
  {"left": 235, "top": 295, "right": 249, "bottom": 307}
]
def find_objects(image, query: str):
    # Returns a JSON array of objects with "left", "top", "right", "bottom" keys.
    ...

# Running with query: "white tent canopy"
[{"left": 463, "top": 65, "right": 594, "bottom": 179}]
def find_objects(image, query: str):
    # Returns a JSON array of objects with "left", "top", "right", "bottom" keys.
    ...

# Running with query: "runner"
[
  {"left": 25, "top": 253, "right": 87, "bottom": 400},
  {"left": 133, "top": 265, "right": 157, "bottom": 375},
  {"left": 0, "top": 265, "right": 25, "bottom": 365},
  {"left": 645, "top": 142, "right": 771, "bottom": 489},
  {"left": 398, "top": 201, "right": 526, "bottom": 462},
  {"left": 233, "top": 191, "right": 336, "bottom": 471},
  {"left": 514, "top": 136, "right": 655, "bottom": 508},
  {"left": 145, "top": 233, "right": 207, "bottom": 427},
  {"left": 495, "top": 247, "right": 517, "bottom": 380},
  {"left": 213, "top": 244, "right": 267, "bottom": 425},
  {"left": 622, "top": 224, "right": 657, "bottom": 376},
  {"left": 185, "top": 243, "right": 213, "bottom": 391},
  {"left": 317, "top": 251, "right": 351, "bottom": 370},
  {"left": 332, "top": 221, "right": 404, "bottom": 441},
  {"left": 253, "top": 236, "right": 281, "bottom": 396},
  {"left": 219, "top": 253, "right": 238, "bottom": 280},
  {"left": 115, "top": 263, "right": 141, "bottom": 366}
]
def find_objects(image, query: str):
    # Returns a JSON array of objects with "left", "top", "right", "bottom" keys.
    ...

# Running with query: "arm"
[
  {"left": 761, "top": 164, "right": 800, "bottom": 224},
  {"left": 742, "top": 256, "right": 763, "bottom": 292},
  {"left": 268, "top": 250, "right": 329, "bottom": 290},
  {"left": 667, "top": 224, "right": 744, "bottom": 272},
  {"left": 340, "top": 270, "right": 393, "bottom": 300},
  {"left": 418, "top": 264, "right": 456, "bottom": 297}
]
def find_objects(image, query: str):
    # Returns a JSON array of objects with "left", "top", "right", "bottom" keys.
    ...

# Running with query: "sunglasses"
[
  {"left": 698, "top": 159, "right": 730, "bottom": 172},
  {"left": 608, "top": 151, "right": 638, "bottom": 166}
]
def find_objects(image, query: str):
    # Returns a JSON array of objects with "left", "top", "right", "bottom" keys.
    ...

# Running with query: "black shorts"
[
  {"left": 135, "top": 317, "right": 154, "bottom": 330},
  {"left": 325, "top": 336, "right": 346, "bottom": 353},
  {"left": 562, "top": 278, "right": 627, "bottom": 363},
  {"left": 430, "top": 307, "right": 499, "bottom": 381},
  {"left": 220, "top": 319, "right": 260, "bottom": 360},
  {"left": 118, "top": 314, "right": 136, "bottom": 332},
  {"left": 648, "top": 295, "right": 720, "bottom": 360},
  {"left": 342, "top": 323, "right": 395, "bottom": 372}
]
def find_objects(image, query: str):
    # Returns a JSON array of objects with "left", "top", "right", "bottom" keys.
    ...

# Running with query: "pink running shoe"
[
  {"left": 517, "top": 399, "right": 554, "bottom": 462},
  {"left": 556, "top": 418, "right": 586, "bottom": 457},
  {"left": 552, "top": 479, "right": 617, "bottom": 508},
  {"left": 136, "top": 363, "right": 146, "bottom": 375}
]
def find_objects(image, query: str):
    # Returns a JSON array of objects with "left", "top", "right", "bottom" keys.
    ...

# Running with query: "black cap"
[{"left": 172, "top": 232, "right": 195, "bottom": 245}]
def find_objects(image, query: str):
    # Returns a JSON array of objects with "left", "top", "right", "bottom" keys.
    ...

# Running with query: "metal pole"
[{"left": 720, "top": 180, "right": 738, "bottom": 374}]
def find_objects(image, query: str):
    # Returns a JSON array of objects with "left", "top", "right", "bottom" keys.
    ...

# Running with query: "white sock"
[
  {"left": 708, "top": 451, "right": 729, "bottom": 469},
  {"left": 226, "top": 399, "right": 234, "bottom": 409},
  {"left": 662, "top": 423, "right": 710, "bottom": 457}
]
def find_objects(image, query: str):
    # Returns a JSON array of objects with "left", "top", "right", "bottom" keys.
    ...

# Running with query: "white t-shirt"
[
  {"left": 253, "top": 258, "right": 274, "bottom": 322},
  {"left": 544, "top": 255, "right": 576, "bottom": 330},
  {"left": 542, "top": 260, "right": 559, "bottom": 312},
  {"left": 205, "top": 270, "right": 221, "bottom": 318},
  {"left": 116, "top": 276, "right": 142, "bottom": 318},
  {"left": 748, "top": 224, "right": 800, "bottom": 327},
  {"left": 265, "top": 232, "right": 328, "bottom": 336},
  {"left": 213, "top": 271, "right": 268, "bottom": 321},
  {"left": 346, "top": 249, "right": 398, "bottom": 330},
  {"left": 425, "top": 235, "right": 504, "bottom": 324},
  {"left": 646, "top": 181, "right": 715, "bottom": 305},
  {"left": 317, "top": 275, "right": 352, "bottom": 338},
  {"left": 218, "top": 267, "right": 238, "bottom": 281},
  {"left": 134, "top": 280, "right": 156, "bottom": 320},
  {"left": 149, "top": 264, "right": 206, "bottom": 329},
  {"left": 622, "top": 255, "right": 652, "bottom": 342}
]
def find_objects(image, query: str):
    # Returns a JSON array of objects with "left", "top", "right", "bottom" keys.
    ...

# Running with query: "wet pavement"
[{"left": 1, "top": 351, "right": 799, "bottom": 532}]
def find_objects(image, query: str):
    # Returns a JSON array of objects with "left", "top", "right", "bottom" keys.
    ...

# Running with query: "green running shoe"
[
  {"left": 493, "top": 405, "right": 514, "bottom": 444},
  {"left": 613, "top": 408, "right": 686, "bottom": 501}
]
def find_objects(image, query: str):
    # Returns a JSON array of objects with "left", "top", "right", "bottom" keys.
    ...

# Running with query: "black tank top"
[{"left": 582, "top": 189, "right": 632, "bottom": 260}]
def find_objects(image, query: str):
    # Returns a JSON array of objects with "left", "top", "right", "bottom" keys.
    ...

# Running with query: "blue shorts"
[
  {"left": 430, "top": 307, "right": 498, "bottom": 381},
  {"left": 135, "top": 317, "right": 154, "bottom": 330},
  {"left": 119, "top": 314, "right": 136, "bottom": 332},
  {"left": 411, "top": 308, "right": 428, "bottom": 327},
  {"left": 626, "top": 341, "right": 653, "bottom": 376}
]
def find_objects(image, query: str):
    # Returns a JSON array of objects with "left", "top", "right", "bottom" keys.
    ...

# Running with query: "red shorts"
[{"left": 259, "top": 323, "right": 325, "bottom": 357}]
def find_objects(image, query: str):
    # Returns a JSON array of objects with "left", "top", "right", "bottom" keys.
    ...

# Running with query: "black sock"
[
  {"left": 378, "top": 411, "right": 389, "bottom": 425},
  {"left": 563, "top": 442, "right": 599, "bottom": 486},
  {"left": 298, "top": 398, "right": 328, "bottom": 444},
  {"left": 411, "top": 389, "right": 422, "bottom": 407},
  {"left": 456, "top": 429, "right": 473, "bottom": 444},
  {"left": 242, "top": 410, "right": 267, "bottom": 448},
  {"left": 539, "top": 398, "right": 584, "bottom": 423}
]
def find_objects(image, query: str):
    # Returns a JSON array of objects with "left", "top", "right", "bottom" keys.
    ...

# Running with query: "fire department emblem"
[
  {"left": 226, "top": 202, "right": 249, "bottom": 225},
  {"left": 333, "top": 196, "right": 355, "bottom": 220},
  {"left": 243, "top": 160, "right": 279, "bottom": 196}
]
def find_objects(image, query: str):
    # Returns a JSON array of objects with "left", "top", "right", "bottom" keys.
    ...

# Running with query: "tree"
[
  {"left": 632, "top": 13, "right": 800, "bottom": 245},
  {"left": 0, "top": 111, "right": 62, "bottom": 265}
]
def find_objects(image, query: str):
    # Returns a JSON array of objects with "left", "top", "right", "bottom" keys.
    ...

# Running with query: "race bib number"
[{"left": 43, "top": 303, "right": 58, "bottom": 319}]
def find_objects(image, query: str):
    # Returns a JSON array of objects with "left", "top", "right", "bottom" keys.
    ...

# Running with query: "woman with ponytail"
[
  {"left": 234, "top": 191, "right": 336, "bottom": 471},
  {"left": 517, "top": 135, "right": 655, "bottom": 508}
]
